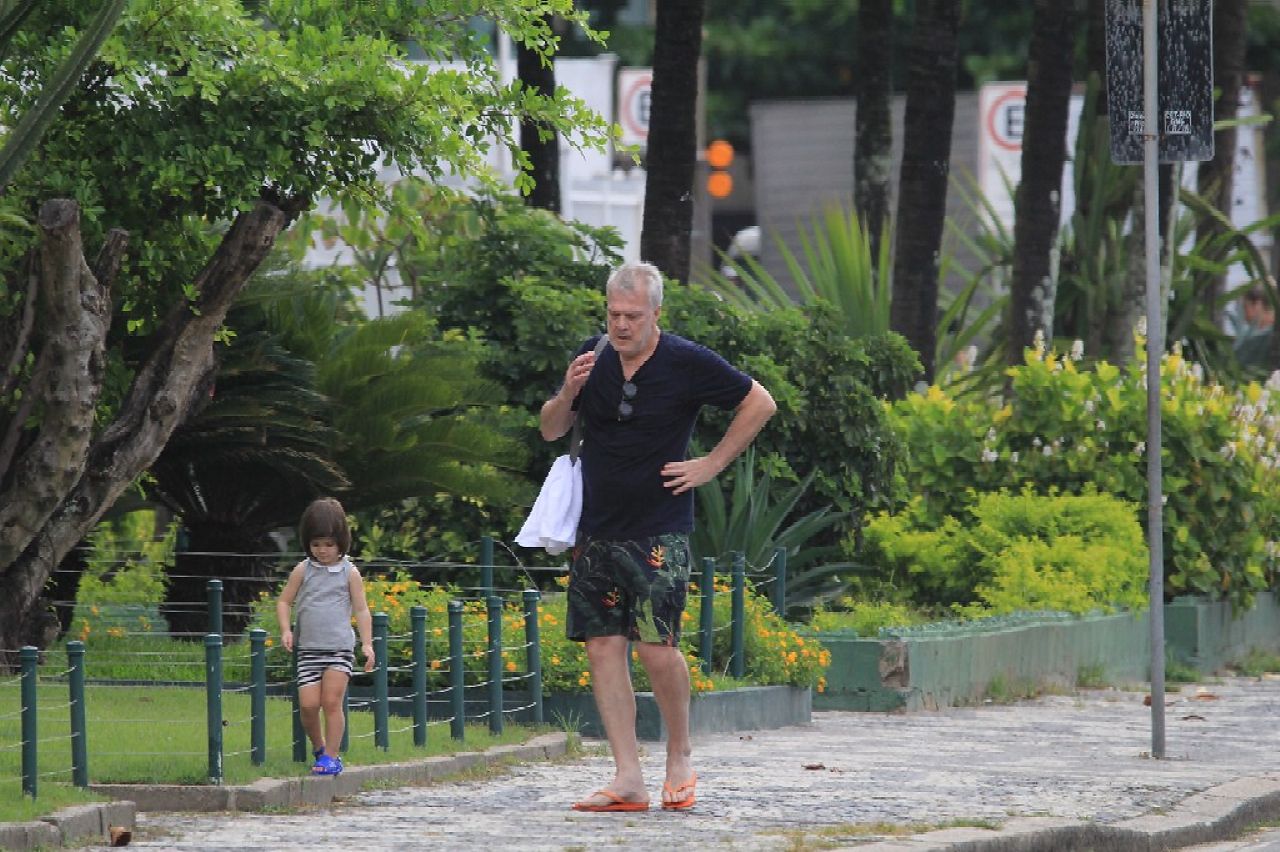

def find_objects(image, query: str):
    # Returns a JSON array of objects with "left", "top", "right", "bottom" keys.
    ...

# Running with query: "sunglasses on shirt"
[{"left": 617, "top": 381, "right": 637, "bottom": 421}]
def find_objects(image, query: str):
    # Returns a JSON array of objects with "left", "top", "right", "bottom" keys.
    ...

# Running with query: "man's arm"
[
  {"left": 660, "top": 380, "right": 777, "bottom": 495},
  {"left": 539, "top": 348, "right": 598, "bottom": 441}
]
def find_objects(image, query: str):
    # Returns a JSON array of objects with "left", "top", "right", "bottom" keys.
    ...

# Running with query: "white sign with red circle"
[
  {"left": 978, "top": 82, "right": 1082, "bottom": 230},
  {"left": 617, "top": 67, "right": 652, "bottom": 149}
]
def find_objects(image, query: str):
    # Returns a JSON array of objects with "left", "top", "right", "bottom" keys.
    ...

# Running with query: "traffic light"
[{"left": 705, "top": 139, "right": 734, "bottom": 199}]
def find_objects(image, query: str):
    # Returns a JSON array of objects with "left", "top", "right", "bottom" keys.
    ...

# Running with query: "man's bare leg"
[
  {"left": 578, "top": 635, "right": 649, "bottom": 806},
  {"left": 637, "top": 642, "right": 694, "bottom": 806}
]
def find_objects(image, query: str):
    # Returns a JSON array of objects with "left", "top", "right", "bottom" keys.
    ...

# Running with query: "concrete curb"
[
  {"left": 0, "top": 800, "right": 135, "bottom": 850},
  {"left": 0, "top": 733, "right": 567, "bottom": 850},
  {"left": 89, "top": 732, "right": 568, "bottom": 814},
  {"left": 853, "top": 774, "right": 1280, "bottom": 851}
]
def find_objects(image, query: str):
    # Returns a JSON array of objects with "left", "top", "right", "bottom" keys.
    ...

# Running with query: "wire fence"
[{"left": 3, "top": 537, "right": 779, "bottom": 800}]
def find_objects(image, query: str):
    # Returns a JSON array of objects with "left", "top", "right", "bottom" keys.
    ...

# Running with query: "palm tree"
[
  {"left": 149, "top": 280, "right": 348, "bottom": 637},
  {"left": 889, "top": 0, "right": 962, "bottom": 381},
  {"left": 640, "top": 0, "right": 706, "bottom": 282},
  {"left": 854, "top": 0, "right": 894, "bottom": 261},
  {"left": 150, "top": 267, "right": 529, "bottom": 637},
  {"left": 1007, "top": 0, "right": 1079, "bottom": 364}
]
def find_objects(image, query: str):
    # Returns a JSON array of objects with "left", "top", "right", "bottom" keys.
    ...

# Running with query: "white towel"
[{"left": 515, "top": 454, "right": 582, "bottom": 555}]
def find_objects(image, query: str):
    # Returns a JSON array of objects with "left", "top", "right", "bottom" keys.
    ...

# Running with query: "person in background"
[
  {"left": 1234, "top": 285, "right": 1276, "bottom": 370},
  {"left": 276, "top": 497, "right": 375, "bottom": 776},
  {"left": 539, "top": 262, "right": 776, "bottom": 812}
]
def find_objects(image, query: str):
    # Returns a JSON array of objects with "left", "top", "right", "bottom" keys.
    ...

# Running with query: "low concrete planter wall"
[
  {"left": 1166, "top": 592, "right": 1280, "bottom": 673},
  {"left": 810, "top": 611, "right": 1150, "bottom": 712},
  {"left": 807, "top": 593, "right": 1280, "bottom": 713},
  {"left": 540, "top": 686, "right": 812, "bottom": 740},
  {"left": 348, "top": 685, "right": 811, "bottom": 741}
]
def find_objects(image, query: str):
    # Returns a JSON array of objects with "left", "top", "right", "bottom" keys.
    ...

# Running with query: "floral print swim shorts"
[{"left": 566, "top": 533, "right": 691, "bottom": 646}]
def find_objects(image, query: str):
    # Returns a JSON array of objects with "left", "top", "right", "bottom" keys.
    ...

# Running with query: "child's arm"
[
  {"left": 349, "top": 566, "right": 376, "bottom": 673},
  {"left": 276, "top": 562, "right": 306, "bottom": 652}
]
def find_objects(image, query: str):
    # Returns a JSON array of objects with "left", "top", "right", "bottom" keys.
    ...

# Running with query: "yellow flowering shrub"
[{"left": 251, "top": 569, "right": 829, "bottom": 695}]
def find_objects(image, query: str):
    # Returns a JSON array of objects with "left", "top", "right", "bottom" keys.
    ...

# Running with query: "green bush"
[
  {"left": 861, "top": 489, "right": 1149, "bottom": 616},
  {"left": 884, "top": 338, "right": 1280, "bottom": 609},
  {"left": 808, "top": 598, "right": 925, "bottom": 636}
]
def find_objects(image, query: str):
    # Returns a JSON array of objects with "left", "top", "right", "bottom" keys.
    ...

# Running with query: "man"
[
  {"left": 539, "top": 262, "right": 776, "bottom": 813},
  {"left": 1234, "top": 285, "right": 1276, "bottom": 371}
]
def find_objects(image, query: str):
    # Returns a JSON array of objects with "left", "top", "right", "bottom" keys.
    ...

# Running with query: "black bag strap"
[{"left": 569, "top": 335, "right": 610, "bottom": 463}]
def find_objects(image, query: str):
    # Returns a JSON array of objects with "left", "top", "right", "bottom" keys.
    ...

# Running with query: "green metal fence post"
[
  {"left": 699, "top": 557, "right": 716, "bottom": 676},
  {"left": 249, "top": 629, "right": 266, "bottom": 765},
  {"left": 207, "top": 579, "right": 223, "bottom": 637},
  {"left": 480, "top": 535, "right": 494, "bottom": 597},
  {"left": 411, "top": 605, "right": 428, "bottom": 747},
  {"left": 204, "top": 634, "right": 224, "bottom": 784},
  {"left": 731, "top": 552, "right": 746, "bottom": 679},
  {"left": 291, "top": 637, "right": 305, "bottom": 763},
  {"left": 341, "top": 687, "right": 350, "bottom": 753},
  {"left": 772, "top": 546, "right": 788, "bottom": 615},
  {"left": 67, "top": 641, "right": 88, "bottom": 787},
  {"left": 448, "top": 600, "right": 465, "bottom": 742},
  {"left": 20, "top": 646, "right": 36, "bottom": 798},
  {"left": 486, "top": 595, "right": 503, "bottom": 735},
  {"left": 373, "top": 612, "right": 389, "bottom": 750},
  {"left": 522, "top": 590, "right": 543, "bottom": 725}
]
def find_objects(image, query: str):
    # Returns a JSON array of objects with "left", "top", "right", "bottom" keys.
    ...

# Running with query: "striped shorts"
[{"left": 295, "top": 649, "right": 355, "bottom": 688}]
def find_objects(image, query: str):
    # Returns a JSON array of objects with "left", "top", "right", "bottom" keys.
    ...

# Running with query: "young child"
[{"left": 276, "top": 497, "right": 375, "bottom": 776}]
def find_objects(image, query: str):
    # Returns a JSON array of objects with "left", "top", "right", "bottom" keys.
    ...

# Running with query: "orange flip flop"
[
  {"left": 572, "top": 790, "right": 650, "bottom": 812},
  {"left": 661, "top": 772, "right": 697, "bottom": 811}
]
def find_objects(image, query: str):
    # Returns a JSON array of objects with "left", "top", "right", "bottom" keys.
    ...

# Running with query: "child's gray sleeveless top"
[{"left": 294, "top": 557, "right": 355, "bottom": 651}]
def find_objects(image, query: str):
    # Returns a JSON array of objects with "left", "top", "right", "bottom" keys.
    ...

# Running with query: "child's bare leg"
[
  {"left": 319, "top": 668, "right": 349, "bottom": 757},
  {"left": 297, "top": 683, "right": 324, "bottom": 753}
]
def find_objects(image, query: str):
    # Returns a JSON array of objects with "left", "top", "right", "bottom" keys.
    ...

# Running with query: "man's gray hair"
[{"left": 606, "top": 262, "right": 664, "bottom": 310}]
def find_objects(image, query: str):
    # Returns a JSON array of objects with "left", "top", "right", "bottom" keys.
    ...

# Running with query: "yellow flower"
[
  {"left": 551, "top": 655, "right": 561, "bottom": 666},
  {"left": 431, "top": 659, "right": 442, "bottom": 670},
  {"left": 265, "top": 638, "right": 275, "bottom": 648},
  {"left": 90, "top": 606, "right": 100, "bottom": 616},
  {"left": 505, "top": 661, "right": 517, "bottom": 672}
]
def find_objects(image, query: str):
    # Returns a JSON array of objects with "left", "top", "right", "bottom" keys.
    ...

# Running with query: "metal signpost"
[{"left": 1104, "top": 0, "right": 1213, "bottom": 759}]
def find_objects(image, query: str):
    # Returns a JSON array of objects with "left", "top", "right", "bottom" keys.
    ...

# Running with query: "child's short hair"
[{"left": 299, "top": 497, "right": 351, "bottom": 557}]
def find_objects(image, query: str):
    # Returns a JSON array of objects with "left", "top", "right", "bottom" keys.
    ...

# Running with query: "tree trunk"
[
  {"left": 517, "top": 16, "right": 561, "bottom": 214},
  {"left": 889, "top": 0, "right": 962, "bottom": 382},
  {"left": 1194, "top": 0, "right": 1247, "bottom": 322},
  {"left": 640, "top": 0, "right": 705, "bottom": 284},
  {"left": 0, "top": 197, "right": 297, "bottom": 667},
  {"left": 854, "top": 0, "right": 894, "bottom": 259},
  {"left": 1008, "top": 0, "right": 1078, "bottom": 364}
]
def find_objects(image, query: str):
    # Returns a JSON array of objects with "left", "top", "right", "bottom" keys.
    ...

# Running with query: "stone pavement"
[{"left": 80, "top": 676, "right": 1280, "bottom": 850}]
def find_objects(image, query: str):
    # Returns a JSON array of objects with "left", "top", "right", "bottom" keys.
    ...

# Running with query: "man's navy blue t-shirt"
[{"left": 570, "top": 332, "right": 752, "bottom": 540}]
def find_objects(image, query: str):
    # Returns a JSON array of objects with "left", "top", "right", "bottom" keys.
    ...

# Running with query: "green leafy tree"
[{"left": 0, "top": 0, "right": 610, "bottom": 658}]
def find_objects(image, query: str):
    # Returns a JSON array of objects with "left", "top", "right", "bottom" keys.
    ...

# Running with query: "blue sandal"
[{"left": 312, "top": 754, "right": 343, "bottom": 776}]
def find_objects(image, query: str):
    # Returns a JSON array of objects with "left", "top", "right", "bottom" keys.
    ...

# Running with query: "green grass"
[
  {"left": 0, "top": 681, "right": 541, "bottom": 823},
  {"left": 1233, "top": 648, "right": 1280, "bottom": 677}
]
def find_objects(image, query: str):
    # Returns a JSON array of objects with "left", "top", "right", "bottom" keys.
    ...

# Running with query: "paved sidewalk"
[{"left": 109, "top": 676, "right": 1280, "bottom": 850}]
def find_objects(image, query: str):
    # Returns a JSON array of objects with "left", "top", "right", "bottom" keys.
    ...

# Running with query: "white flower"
[
  {"left": 1070, "top": 340, "right": 1084, "bottom": 361},
  {"left": 1010, "top": 451, "right": 1020, "bottom": 463},
  {"left": 981, "top": 448, "right": 998, "bottom": 463},
  {"left": 986, "top": 428, "right": 997, "bottom": 443},
  {"left": 1043, "top": 445, "right": 1053, "bottom": 457},
  {"left": 1096, "top": 420, "right": 1105, "bottom": 431},
  {"left": 1084, "top": 399, "right": 1095, "bottom": 414},
  {"left": 1136, "top": 441, "right": 1146, "bottom": 455},
  {"left": 1032, "top": 437, "right": 1043, "bottom": 448}
]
